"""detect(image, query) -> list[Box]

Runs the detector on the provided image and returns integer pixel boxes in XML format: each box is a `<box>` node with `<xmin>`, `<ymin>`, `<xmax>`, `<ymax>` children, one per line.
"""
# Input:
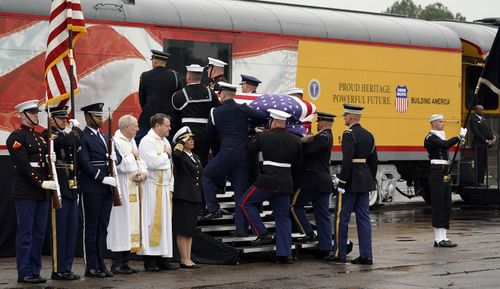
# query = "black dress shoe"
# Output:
<box><xmin>200</xmin><ymin>209</ymin><xmax>223</xmax><ymax>220</ymax></box>
<box><xmin>351</xmin><ymin>256</ymin><xmax>373</xmax><ymax>265</ymax></box>
<box><xmin>102</xmin><ymin>269</ymin><xmax>114</xmax><ymax>277</ymax></box>
<box><xmin>111</xmin><ymin>265</ymin><xmax>133</xmax><ymax>274</ymax></box>
<box><xmin>180</xmin><ymin>263</ymin><xmax>200</xmax><ymax>269</ymax></box>
<box><xmin>85</xmin><ymin>269</ymin><xmax>106</xmax><ymax>278</ymax></box>
<box><xmin>66</xmin><ymin>271</ymin><xmax>81</xmax><ymax>280</ymax></box>
<box><xmin>123</xmin><ymin>265</ymin><xmax>139</xmax><ymax>274</ymax></box>
<box><xmin>52</xmin><ymin>271</ymin><xmax>78</xmax><ymax>281</ymax></box>
<box><xmin>434</xmin><ymin>240</ymin><xmax>458</xmax><ymax>248</ymax></box>
<box><xmin>144</xmin><ymin>264</ymin><xmax>160</xmax><ymax>272</ymax></box>
<box><xmin>318</xmin><ymin>250</ymin><xmax>334</xmax><ymax>260</ymax></box>
<box><xmin>275</xmin><ymin>256</ymin><xmax>293</xmax><ymax>264</ymax></box>
<box><xmin>249</xmin><ymin>233</ymin><xmax>274</xmax><ymax>246</ymax></box>
<box><xmin>326</xmin><ymin>256</ymin><xmax>347</xmax><ymax>263</ymax></box>
<box><xmin>296</xmin><ymin>232</ymin><xmax>317</xmax><ymax>243</ymax></box>
<box><xmin>18</xmin><ymin>275</ymin><xmax>46</xmax><ymax>284</ymax></box>
<box><xmin>346</xmin><ymin>240</ymin><xmax>354</xmax><ymax>255</ymax></box>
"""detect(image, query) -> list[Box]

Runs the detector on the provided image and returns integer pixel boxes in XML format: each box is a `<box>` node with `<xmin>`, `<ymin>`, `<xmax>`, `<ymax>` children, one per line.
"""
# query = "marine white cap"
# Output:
<box><xmin>186</xmin><ymin>64</ymin><xmax>204</xmax><ymax>73</ymax></box>
<box><xmin>173</xmin><ymin>126</ymin><xmax>195</xmax><ymax>143</ymax></box>
<box><xmin>15</xmin><ymin>100</ymin><xmax>40</xmax><ymax>112</ymax></box>
<box><xmin>286</xmin><ymin>87</ymin><xmax>304</xmax><ymax>95</ymax></box>
<box><xmin>429</xmin><ymin>114</ymin><xmax>444</xmax><ymax>123</ymax></box>
<box><xmin>268</xmin><ymin>109</ymin><xmax>291</xmax><ymax>121</ymax></box>
<box><xmin>207</xmin><ymin>57</ymin><xmax>227</xmax><ymax>68</ymax></box>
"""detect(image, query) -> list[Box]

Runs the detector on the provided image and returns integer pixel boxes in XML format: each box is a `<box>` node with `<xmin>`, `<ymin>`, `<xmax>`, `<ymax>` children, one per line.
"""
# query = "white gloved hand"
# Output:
<box><xmin>459</xmin><ymin>127</ymin><xmax>467</xmax><ymax>138</ymax></box>
<box><xmin>42</xmin><ymin>180</ymin><xmax>59</xmax><ymax>190</ymax></box>
<box><xmin>102</xmin><ymin>176</ymin><xmax>117</xmax><ymax>187</ymax></box>
<box><xmin>110</xmin><ymin>151</ymin><xmax>117</xmax><ymax>161</ymax></box>
<box><xmin>69</xmin><ymin>119</ymin><xmax>81</xmax><ymax>129</ymax></box>
<box><xmin>338</xmin><ymin>187</ymin><xmax>346</xmax><ymax>195</ymax></box>
<box><xmin>49</xmin><ymin>152</ymin><xmax>56</xmax><ymax>161</ymax></box>
<box><xmin>332</xmin><ymin>175</ymin><xmax>340</xmax><ymax>187</ymax></box>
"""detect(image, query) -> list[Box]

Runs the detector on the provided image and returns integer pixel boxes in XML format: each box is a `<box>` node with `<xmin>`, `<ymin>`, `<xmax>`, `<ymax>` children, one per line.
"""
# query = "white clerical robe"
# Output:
<box><xmin>137</xmin><ymin>129</ymin><xmax>174</xmax><ymax>257</ymax></box>
<box><xmin>107</xmin><ymin>130</ymin><xmax>147</xmax><ymax>252</ymax></box>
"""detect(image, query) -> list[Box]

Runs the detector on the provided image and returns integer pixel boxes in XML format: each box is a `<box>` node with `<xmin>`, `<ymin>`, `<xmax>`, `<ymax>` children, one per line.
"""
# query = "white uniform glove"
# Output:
<box><xmin>42</xmin><ymin>180</ymin><xmax>60</xmax><ymax>190</ymax></box>
<box><xmin>102</xmin><ymin>176</ymin><xmax>117</xmax><ymax>187</ymax></box>
<box><xmin>332</xmin><ymin>175</ymin><xmax>340</xmax><ymax>187</ymax></box>
<box><xmin>459</xmin><ymin>127</ymin><xmax>467</xmax><ymax>138</ymax></box>
<box><xmin>338</xmin><ymin>187</ymin><xmax>346</xmax><ymax>195</ymax></box>
<box><xmin>110</xmin><ymin>151</ymin><xmax>117</xmax><ymax>162</ymax></box>
<box><xmin>69</xmin><ymin>119</ymin><xmax>81</xmax><ymax>129</ymax></box>
<box><xmin>48</xmin><ymin>152</ymin><xmax>56</xmax><ymax>161</ymax></box>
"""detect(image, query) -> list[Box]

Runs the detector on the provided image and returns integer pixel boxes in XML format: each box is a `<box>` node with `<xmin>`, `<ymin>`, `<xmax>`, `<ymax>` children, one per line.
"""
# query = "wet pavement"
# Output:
<box><xmin>1</xmin><ymin>200</ymin><xmax>500</xmax><ymax>289</ymax></box>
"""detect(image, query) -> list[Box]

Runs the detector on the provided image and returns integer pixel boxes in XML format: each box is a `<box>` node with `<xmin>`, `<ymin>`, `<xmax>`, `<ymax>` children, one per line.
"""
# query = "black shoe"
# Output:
<box><xmin>123</xmin><ymin>265</ymin><xmax>139</xmax><ymax>274</ymax></box>
<box><xmin>346</xmin><ymin>240</ymin><xmax>354</xmax><ymax>255</ymax></box>
<box><xmin>18</xmin><ymin>275</ymin><xmax>46</xmax><ymax>284</ymax></box>
<box><xmin>180</xmin><ymin>263</ymin><xmax>199</xmax><ymax>269</ymax></box>
<box><xmin>216</xmin><ymin>185</ymin><xmax>226</xmax><ymax>195</ymax></box>
<box><xmin>158</xmin><ymin>259</ymin><xmax>179</xmax><ymax>271</ymax></box>
<box><xmin>111</xmin><ymin>265</ymin><xmax>133</xmax><ymax>274</ymax></box>
<box><xmin>275</xmin><ymin>256</ymin><xmax>293</xmax><ymax>264</ymax></box>
<box><xmin>434</xmin><ymin>240</ymin><xmax>458</xmax><ymax>248</ymax></box>
<box><xmin>249</xmin><ymin>233</ymin><xmax>274</xmax><ymax>246</ymax></box>
<box><xmin>296</xmin><ymin>232</ymin><xmax>317</xmax><ymax>243</ymax></box>
<box><xmin>351</xmin><ymin>256</ymin><xmax>373</xmax><ymax>265</ymax></box>
<box><xmin>51</xmin><ymin>271</ymin><xmax>78</xmax><ymax>281</ymax></box>
<box><xmin>201</xmin><ymin>209</ymin><xmax>223</xmax><ymax>220</ymax></box>
<box><xmin>66</xmin><ymin>271</ymin><xmax>81</xmax><ymax>280</ymax></box>
<box><xmin>318</xmin><ymin>250</ymin><xmax>334</xmax><ymax>260</ymax></box>
<box><xmin>144</xmin><ymin>264</ymin><xmax>160</xmax><ymax>272</ymax></box>
<box><xmin>326</xmin><ymin>256</ymin><xmax>347</xmax><ymax>263</ymax></box>
<box><xmin>102</xmin><ymin>269</ymin><xmax>114</xmax><ymax>277</ymax></box>
<box><xmin>84</xmin><ymin>269</ymin><xmax>106</xmax><ymax>278</ymax></box>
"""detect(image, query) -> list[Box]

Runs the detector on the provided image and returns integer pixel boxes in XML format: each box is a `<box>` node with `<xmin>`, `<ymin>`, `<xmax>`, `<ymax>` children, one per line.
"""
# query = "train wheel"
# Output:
<box><xmin>368</xmin><ymin>185</ymin><xmax>380</xmax><ymax>208</ymax></box>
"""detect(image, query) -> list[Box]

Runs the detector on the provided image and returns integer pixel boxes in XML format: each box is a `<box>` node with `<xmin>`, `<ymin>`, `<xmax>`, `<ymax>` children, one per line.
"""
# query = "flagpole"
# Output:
<box><xmin>67</xmin><ymin>0</ymin><xmax>79</xmax><ymax>189</ymax></box>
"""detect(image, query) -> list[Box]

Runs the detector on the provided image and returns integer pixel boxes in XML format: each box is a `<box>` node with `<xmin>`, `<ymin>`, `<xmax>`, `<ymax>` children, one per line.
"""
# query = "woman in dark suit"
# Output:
<box><xmin>172</xmin><ymin>126</ymin><xmax>203</xmax><ymax>269</ymax></box>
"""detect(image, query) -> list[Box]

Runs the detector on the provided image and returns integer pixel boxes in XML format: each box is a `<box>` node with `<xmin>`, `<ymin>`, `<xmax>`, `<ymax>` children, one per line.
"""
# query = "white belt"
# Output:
<box><xmin>430</xmin><ymin>159</ymin><xmax>449</xmax><ymax>165</ymax></box>
<box><xmin>182</xmin><ymin>117</ymin><xmax>208</xmax><ymax>124</ymax></box>
<box><xmin>30</xmin><ymin>162</ymin><xmax>40</xmax><ymax>168</ymax></box>
<box><xmin>263</xmin><ymin>160</ymin><xmax>291</xmax><ymax>168</ymax></box>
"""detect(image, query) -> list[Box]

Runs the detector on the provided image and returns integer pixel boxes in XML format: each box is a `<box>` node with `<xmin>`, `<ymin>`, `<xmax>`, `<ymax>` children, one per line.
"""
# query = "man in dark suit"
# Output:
<box><xmin>240</xmin><ymin>109</ymin><xmax>303</xmax><ymax>264</ymax></box>
<box><xmin>7</xmin><ymin>100</ymin><xmax>59</xmax><ymax>284</ymax></box>
<box><xmin>78</xmin><ymin>102</ymin><xmax>121</xmax><ymax>277</ymax></box>
<box><xmin>469</xmin><ymin>105</ymin><xmax>496</xmax><ymax>186</ymax></box>
<box><xmin>329</xmin><ymin>104</ymin><xmax>377</xmax><ymax>265</ymax></box>
<box><xmin>171</xmin><ymin>64</ymin><xmax>220</xmax><ymax>166</ymax></box>
<box><xmin>201</xmin><ymin>82</ymin><xmax>267</xmax><ymax>238</ymax></box>
<box><xmin>43</xmin><ymin>106</ymin><xmax>82</xmax><ymax>281</ymax></box>
<box><xmin>137</xmin><ymin>49</ymin><xmax>182</xmax><ymax>142</ymax></box>
<box><xmin>290</xmin><ymin>112</ymin><xmax>335</xmax><ymax>258</ymax></box>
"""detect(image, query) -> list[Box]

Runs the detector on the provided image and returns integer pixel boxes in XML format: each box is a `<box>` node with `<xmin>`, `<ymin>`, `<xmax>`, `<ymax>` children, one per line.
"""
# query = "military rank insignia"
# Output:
<box><xmin>13</xmin><ymin>141</ymin><xmax>22</xmax><ymax>149</ymax></box>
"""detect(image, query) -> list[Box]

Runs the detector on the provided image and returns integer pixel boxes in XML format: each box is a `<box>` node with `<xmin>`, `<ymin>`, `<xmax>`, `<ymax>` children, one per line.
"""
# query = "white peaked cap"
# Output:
<box><xmin>218</xmin><ymin>82</ymin><xmax>239</xmax><ymax>91</ymax></box>
<box><xmin>268</xmin><ymin>108</ymin><xmax>291</xmax><ymax>121</ymax></box>
<box><xmin>186</xmin><ymin>64</ymin><xmax>204</xmax><ymax>73</ymax></box>
<box><xmin>15</xmin><ymin>100</ymin><xmax>40</xmax><ymax>112</ymax></box>
<box><xmin>207</xmin><ymin>57</ymin><xmax>227</xmax><ymax>67</ymax></box>
<box><xmin>429</xmin><ymin>114</ymin><xmax>444</xmax><ymax>122</ymax></box>
<box><xmin>286</xmin><ymin>87</ymin><xmax>304</xmax><ymax>95</ymax></box>
<box><xmin>173</xmin><ymin>126</ymin><xmax>194</xmax><ymax>143</ymax></box>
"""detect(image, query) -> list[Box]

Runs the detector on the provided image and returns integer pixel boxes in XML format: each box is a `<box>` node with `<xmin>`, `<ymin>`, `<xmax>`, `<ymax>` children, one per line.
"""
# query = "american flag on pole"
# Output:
<box><xmin>395</xmin><ymin>85</ymin><xmax>408</xmax><ymax>113</ymax></box>
<box><xmin>44</xmin><ymin>0</ymin><xmax>86</xmax><ymax>106</ymax></box>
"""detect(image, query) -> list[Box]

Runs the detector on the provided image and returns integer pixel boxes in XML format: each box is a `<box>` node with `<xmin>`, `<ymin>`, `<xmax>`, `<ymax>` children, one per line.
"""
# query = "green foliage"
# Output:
<box><xmin>384</xmin><ymin>0</ymin><xmax>466</xmax><ymax>21</ymax></box>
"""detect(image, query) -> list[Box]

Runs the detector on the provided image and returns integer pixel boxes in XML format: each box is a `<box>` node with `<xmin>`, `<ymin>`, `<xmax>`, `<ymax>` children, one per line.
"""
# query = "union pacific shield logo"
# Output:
<box><xmin>395</xmin><ymin>85</ymin><xmax>408</xmax><ymax>113</ymax></box>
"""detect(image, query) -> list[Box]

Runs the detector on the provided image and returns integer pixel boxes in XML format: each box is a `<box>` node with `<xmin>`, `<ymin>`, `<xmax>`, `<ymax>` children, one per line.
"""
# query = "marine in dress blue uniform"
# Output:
<box><xmin>330</xmin><ymin>104</ymin><xmax>377</xmax><ymax>265</ymax></box>
<box><xmin>137</xmin><ymin>50</ymin><xmax>182</xmax><ymax>142</ymax></box>
<box><xmin>201</xmin><ymin>82</ymin><xmax>268</xmax><ymax>236</ymax></box>
<box><xmin>425</xmin><ymin>114</ymin><xmax>466</xmax><ymax>248</ymax></box>
<box><xmin>42</xmin><ymin>106</ymin><xmax>82</xmax><ymax>281</ymax></box>
<box><xmin>171</xmin><ymin>64</ymin><xmax>220</xmax><ymax>166</ymax></box>
<box><xmin>291</xmin><ymin>112</ymin><xmax>335</xmax><ymax>256</ymax></box>
<box><xmin>7</xmin><ymin>100</ymin><xmax>58</xmax><ymax>284</ymax></box>
<box><xmin>239</xmin><ymin>109</ymin><xmax>303</xmax><ymax>263</ymax></box>
<box><xmin>201</xmin><ymin>57</ymin><xmax>228</xmax><ymax>92</ymax></box>
<box><xmin>78</xmin><ymin>103</ymin><xmax>121</xmax><ymax>277</ymax></box>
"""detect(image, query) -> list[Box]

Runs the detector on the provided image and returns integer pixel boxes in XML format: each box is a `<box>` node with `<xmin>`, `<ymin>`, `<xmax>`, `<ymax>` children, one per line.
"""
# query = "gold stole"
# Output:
<box><xmin>120</xmin><ymin>139</ymin><xmax>141</xmax><ymax>252</ymax></box>
<box><xmin>150</xmin><ymin>139</ymin><xmax>166</xmax><ymax>246</ymax></box>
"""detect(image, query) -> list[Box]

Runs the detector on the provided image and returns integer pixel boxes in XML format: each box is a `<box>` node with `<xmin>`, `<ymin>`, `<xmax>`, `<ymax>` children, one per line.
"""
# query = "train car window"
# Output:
<box><xmin>465</xmin><ymin>65</ymin><xmax>498</xmax><ymax>110</ymax></box>
<box><xmin>164</xmin><ymin>39</ymin><xmax>232</xmax><ymax>86</ymax></box>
